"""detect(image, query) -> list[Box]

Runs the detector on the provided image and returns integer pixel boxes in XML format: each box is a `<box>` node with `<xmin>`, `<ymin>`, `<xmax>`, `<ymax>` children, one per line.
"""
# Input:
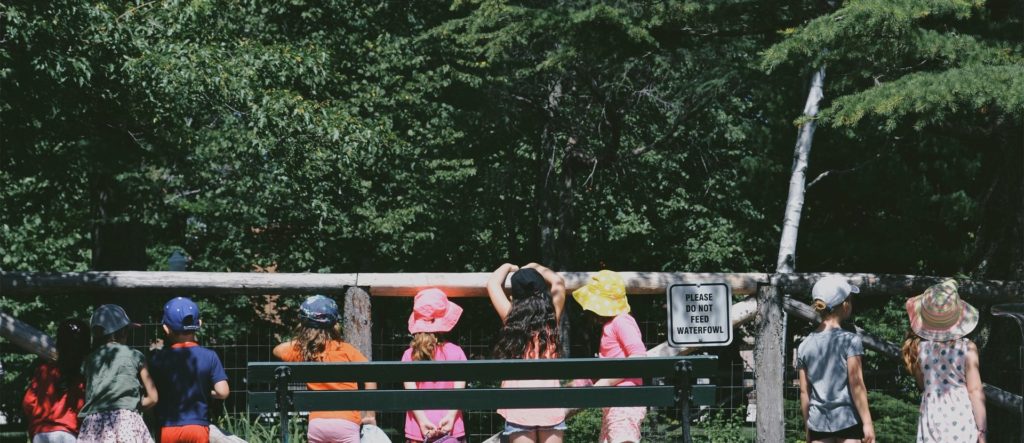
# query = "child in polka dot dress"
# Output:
<box><xmin>902</xmin><ymin>280</ymin><xmax>987</xmax><ymax>443</ymax></box>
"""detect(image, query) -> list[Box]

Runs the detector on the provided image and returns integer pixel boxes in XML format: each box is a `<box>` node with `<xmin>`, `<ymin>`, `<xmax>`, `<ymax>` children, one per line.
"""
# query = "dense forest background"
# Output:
<box><xmin>2</xmin><ymin>0</ymin><xmax>1022</xmax><ymax>440</ymax></box>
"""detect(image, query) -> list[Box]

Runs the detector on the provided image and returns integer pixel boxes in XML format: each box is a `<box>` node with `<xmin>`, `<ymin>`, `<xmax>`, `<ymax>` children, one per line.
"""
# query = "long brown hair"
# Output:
<box><xmin>410</xmin><ymin>332</ymin><xmax>447</xmax><ymax>361</ymax></box>
<box><xmin>292</xmin><ymin>324</ymin><xmax>342</xmax><ymax>362</ymax></box>
<box><xmin>901</xmin><ymin>329</ymin><xmax>922</xmax><ymax>376</ymax></box>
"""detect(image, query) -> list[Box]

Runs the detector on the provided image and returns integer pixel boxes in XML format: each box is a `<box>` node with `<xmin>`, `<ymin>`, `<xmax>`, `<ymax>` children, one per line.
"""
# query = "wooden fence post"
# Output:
<box><xmin>754</xmin><ymin>284</ymin><xmax>785</xmax><ymax>442</ymax></box>
<box><xmin>343</xmin><ymin>286</ymin><xmax>373</xmax><ymax>360</ymax></box>
<box><xmin>0</xmin><ymin>311</ymin><xmax>57</xmax><ymax>362</ymax></box>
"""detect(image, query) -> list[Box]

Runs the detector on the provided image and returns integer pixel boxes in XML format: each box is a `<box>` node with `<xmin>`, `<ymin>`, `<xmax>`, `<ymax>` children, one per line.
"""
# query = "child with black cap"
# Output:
<box><xmin>78</xmin><ymin>304</ymin><xmax>157</xmax><ymax>443</ymax></box>
<box><xmin>273</xmin><ymin>295</ymin><xmax>377</xmax><ymax>443</ymax></box>
<box><xmin>149</xmin><ymin>297</ymin><xmax>229</xmax><ymax>443</ymax></box>
<box><xmin>487</xmin><ymin>262</ymin><xmax>567</xmax><ymax>443</ymax></box>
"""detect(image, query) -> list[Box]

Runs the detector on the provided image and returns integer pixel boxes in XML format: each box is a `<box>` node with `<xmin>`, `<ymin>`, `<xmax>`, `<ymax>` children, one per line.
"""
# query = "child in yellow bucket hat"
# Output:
<box><xmin>571</xmin><ymin>270</ymin><xmax>648</xmax><ymax>443</ymax></box>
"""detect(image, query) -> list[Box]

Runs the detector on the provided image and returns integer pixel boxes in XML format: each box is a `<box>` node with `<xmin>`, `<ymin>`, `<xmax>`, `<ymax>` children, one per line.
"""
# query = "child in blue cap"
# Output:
<box><xmin>273</xmin><ymin>295</ymin><xmax>377</xmax><ymax>443</ymax></box>
<box><xmin>149</xmin><ymin>297</ymin><xmax>229</xmax><ymax>443</ymax></box>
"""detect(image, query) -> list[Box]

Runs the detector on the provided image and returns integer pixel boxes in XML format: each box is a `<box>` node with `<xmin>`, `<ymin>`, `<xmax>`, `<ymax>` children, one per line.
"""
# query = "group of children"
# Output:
<box><xmin>23</xmin><ymin>298</ymin><xmax>228</xmax><ymax>443</ymax></box>
<box><xmin>21</xmin><ymin>269</ymin><xmax>990</xmax><ymax>443</ymax></box>
<box><xmin>21</xmin><ymin>263</ymin><xmax>646</xmax><ymax>443</ymax></box>
<box><xmin>797</xmin><ymin>276</ymin><xmax>988</xmax><ymax>443</ymax></box>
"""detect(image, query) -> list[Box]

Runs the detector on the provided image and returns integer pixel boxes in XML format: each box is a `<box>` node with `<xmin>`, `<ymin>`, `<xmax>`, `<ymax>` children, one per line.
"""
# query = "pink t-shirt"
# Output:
<box><xmin>401</xmin><ymin>342</ymin><xmax>467</xmax><ymax>441</ymax></box>
<box><xmin>498</xmin><ymin>338</ymin><xmax>565</xmax><ymax>427</ymax></box>
<box><xmin>599</xmin><ymin>313</ymin><xmax>647</xmax><ymax>387</ymax></box>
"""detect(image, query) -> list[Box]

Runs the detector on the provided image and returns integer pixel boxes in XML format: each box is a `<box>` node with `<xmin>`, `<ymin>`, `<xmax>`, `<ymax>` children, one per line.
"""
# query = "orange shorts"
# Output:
<box><xmin>161</xmin><ymin>425</ymin><xmax>209</xmax><ymax>443</ymax></box>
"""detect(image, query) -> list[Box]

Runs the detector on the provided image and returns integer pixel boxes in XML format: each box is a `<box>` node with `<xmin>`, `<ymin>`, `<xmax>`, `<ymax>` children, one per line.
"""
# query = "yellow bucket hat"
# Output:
<box><xmin>572</xmin><ymin>270</ymin><xmax>630</xmax><ymax>317</ymax></box>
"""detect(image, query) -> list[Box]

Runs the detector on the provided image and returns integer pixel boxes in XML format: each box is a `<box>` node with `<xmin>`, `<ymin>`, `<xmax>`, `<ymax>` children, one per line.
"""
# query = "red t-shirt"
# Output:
<box><xmin>22</xmin><ymin>361</ymin><xmax>85</xmax><ymax>437</ymax></box>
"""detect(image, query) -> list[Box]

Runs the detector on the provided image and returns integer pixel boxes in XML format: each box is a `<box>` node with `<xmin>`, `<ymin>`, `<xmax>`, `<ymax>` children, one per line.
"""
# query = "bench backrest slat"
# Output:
<box><xmin>249</xmin><ymin>386</ymin><xmax>703</xmax><ymax>412</ymax></box>
<box><xmin>247</xmin><ymin>356</ymin><xmax>716</xmax><ymax>383</ymax></box>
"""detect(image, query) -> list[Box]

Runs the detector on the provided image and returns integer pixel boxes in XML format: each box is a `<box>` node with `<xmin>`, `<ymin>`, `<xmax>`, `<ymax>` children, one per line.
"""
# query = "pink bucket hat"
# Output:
<box><xmin>408</xmin><ymin>288</ymin><xmax>463</xmax><ymax>334</ymax></box>
<box><xmin>906</xmin><ymin>279</ymin><xmax>979</xmax><ymax>342</ymax></box>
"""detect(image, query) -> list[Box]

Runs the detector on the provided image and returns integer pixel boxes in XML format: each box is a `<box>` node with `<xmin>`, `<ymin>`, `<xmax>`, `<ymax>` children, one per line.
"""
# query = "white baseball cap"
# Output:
<box><xmin>811</xmin><ymin>275</ymin><xmax>860</xmax><ymax>309</ymax></box>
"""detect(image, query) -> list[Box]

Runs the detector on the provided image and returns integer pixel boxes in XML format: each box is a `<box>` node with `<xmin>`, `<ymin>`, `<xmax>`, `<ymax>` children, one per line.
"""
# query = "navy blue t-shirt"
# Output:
<box><xmin>149</xmin><ymin>342</ymin><xmax>228</xmax><ymax>427</ymax></box>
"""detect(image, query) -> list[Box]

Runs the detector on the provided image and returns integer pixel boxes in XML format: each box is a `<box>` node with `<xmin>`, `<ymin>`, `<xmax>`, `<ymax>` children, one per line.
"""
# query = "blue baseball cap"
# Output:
<box><xmin>162</xmin><ymin>297</ymin><xmax>201</xmax><ymax>332</ymax></box>
<box><xmin>299</xmin><ymin>295</ymin><xmax>339</xmax><ymax>329</ymax></box>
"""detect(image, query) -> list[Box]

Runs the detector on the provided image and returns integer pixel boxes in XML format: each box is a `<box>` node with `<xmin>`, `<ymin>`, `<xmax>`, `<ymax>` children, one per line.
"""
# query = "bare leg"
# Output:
<box><xmin>538</xmin><ymin>429</ymin><xmax>563</xmax><ymax>443</ymax></box>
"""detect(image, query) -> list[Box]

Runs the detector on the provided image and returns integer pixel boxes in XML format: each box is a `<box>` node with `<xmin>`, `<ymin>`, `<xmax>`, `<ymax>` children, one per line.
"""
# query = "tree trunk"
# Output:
<box><xmin>775</xmin><ymin>66</ymin><xmax>825</xmax><ymax>274</ymax></box>
<box><xmin>756</xmin><ymin>65</ymin><xmax>827</xmax><ymax>442</ymax></box>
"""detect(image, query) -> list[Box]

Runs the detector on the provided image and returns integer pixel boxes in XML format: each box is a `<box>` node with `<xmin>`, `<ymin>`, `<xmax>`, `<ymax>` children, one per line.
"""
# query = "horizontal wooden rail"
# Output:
<box><xmin>1</xmin><ymin>271</ymin><xmax>767</xmax><ymax>297</ymax></box>
<box><xmin>4</xmin><ymin>271</ymin><xmax>1019</xmax><ymax>301</ymax></box>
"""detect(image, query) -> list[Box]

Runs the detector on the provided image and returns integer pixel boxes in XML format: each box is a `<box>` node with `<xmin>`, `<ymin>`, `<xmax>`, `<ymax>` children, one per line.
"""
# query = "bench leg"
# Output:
<box><xmin>674</xmin><ymin>361</ymin><xmax>693</xmax><ymax>443</ymax></box>
<box><xmin>275</xmin><ymin>366</ymin><xmax>293</xmax><ymax>443</ymax></box>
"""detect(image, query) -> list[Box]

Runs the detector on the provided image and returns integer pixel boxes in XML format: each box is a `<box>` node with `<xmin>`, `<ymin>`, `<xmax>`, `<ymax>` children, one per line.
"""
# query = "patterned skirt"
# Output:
<box><xmin>77</xmin><ymin>410</ymin><xmax>154</xmax><ymax>443</ymax></box>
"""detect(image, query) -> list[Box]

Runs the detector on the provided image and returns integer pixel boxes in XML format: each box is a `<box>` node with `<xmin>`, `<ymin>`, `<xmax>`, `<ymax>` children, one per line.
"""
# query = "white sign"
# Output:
<box><xmin>667</xmin><ymin>283</ymin><xmax>732</xmax><ymax>347</ymax></box>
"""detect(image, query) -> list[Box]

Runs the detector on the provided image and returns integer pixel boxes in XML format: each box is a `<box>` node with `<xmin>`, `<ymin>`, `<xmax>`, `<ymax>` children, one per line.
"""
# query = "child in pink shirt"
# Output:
<box><xmin>487</xmin><ymin>263</ymin><xmax>567</xmax><ymax>443</ymax></box>
<box><xmin>573</xmin><ymin>270</ymin><xmax>648</xmax><ymax>443</ymax></box>
<box><xmin>403</xmin><ymin>288</ymin><xmax>467</xmax><ymax>443</ymax></box>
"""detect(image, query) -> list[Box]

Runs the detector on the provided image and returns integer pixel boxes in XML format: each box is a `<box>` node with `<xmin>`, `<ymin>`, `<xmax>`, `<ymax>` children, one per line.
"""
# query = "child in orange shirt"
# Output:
<box><xmin>273</xmin><ymin>295</ymin><xmax>377</xmax><ymax>443</ymax></box>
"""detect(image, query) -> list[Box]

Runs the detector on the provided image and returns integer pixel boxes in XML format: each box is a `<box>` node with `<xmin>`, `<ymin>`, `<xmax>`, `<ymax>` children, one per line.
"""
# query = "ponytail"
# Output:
<box><xmin>813</xmin><ymin>300</ymin><xmax>830</xmax><ymax>314</ymax></box>
<box><xmin>411</xmin><ymin>332</ymin><xmax>439</xmax><ymax>361</ymax></box>
<box><xmin>901</xmin><ymin>330</ymin><xmax>922</xmax><ymax>378</ymax></box>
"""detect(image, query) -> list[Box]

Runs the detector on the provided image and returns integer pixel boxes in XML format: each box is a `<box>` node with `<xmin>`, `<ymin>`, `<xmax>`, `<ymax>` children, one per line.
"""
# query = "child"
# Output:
<box><xmin>902</xmin><ymin>280</ymin><xmax>986</xmax><ymax>443</ymax></box>
<box><xmin>487</xmin><ymin>262</ymin><xmax>566</xmax><ymax>443</ymax></box>
<box><xmin>571</xmin><ymin>270</ymin><xmax>647</xmax><ymax>443</ymax></box>
<box><xmin>149</xmin><ymin>297</ymin><xmax>229</xmax><ymax>443</ymax></box>
<box><xmin>22</xmin><ymin>319</ymin><xmax>91</xmax><ymax>443</ymax></box>
<box><xmin>77</xmin><ymin>304</ymin><xmax>158</xmax><ymax>443</ymax></box>
<box><xmin>796</xmin><ymin>276</ymin><xmax>875</xmax><ymax>443</ymax></box>
<box><xmin>402</xmin><ymin>288</ymin><xmax>467</xmax><ymax>443</ymax></box>
<box><xmin>273</xmin><ymin>295</ymin><xmax>377</xmax><ymax>443</ymax></box>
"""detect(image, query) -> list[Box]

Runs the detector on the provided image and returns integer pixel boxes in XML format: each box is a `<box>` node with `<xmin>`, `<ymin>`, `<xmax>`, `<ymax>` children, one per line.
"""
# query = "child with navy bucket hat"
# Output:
<box><xmin>148</xmin><ymin>297</ymin><xmax>229</xmax><ymax>443</ymax></box>
<box><xmin>77</xmin><ymin>304</ymin><xmax>158</xmax><ymax>443</ymax></box>
<box><xmin>796</xmin><ymin>276</ymin><xmax>876</xmax><ymax>443</ymax></box>
<box><xmin>273</xmin><ymin>295</ymin><xmax>377</xmax><ymax>443</ymax></box>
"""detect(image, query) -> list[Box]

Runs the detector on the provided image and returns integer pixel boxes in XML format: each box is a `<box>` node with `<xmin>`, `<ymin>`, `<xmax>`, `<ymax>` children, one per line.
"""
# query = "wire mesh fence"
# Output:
<box><xmin>1</xmin><ymin>292</ymin><xmax>1022</xmax><ymax>442</ymax></box>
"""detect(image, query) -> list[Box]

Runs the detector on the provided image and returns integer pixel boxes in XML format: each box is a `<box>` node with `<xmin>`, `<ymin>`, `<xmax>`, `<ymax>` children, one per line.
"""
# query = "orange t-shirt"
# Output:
<box><xmin>277</xmin><ymin>340</ymin><xmax>368</xmax><ymax>424</ymax></box>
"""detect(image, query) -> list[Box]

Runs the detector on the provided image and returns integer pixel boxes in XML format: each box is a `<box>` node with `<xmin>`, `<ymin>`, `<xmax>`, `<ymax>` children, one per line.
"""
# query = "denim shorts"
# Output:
<box><xmin>502</xmin><ymin>420</ymin><xmax>567</xmax><ymax>436</ymax></box>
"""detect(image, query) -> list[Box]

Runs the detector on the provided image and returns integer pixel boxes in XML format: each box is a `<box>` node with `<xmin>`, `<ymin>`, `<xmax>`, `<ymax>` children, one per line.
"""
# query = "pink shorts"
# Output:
<box><xmin>308</xmin><ymin>418</ymin><xmax>360</xmax><ymax>443</ymax></box>
<box><xmin>600</xmin><ymin>407</ymin><xmax>645</xmax><ymax>443</ymax></box>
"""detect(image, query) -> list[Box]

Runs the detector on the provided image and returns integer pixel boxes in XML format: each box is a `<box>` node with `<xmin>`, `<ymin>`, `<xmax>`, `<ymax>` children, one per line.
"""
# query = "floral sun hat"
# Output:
<box><xmin>906</xmin><ymin>279</ymin><xmax>979</xmax><ymax>342</ymax></box>
<box><xmin>408</xmin><ymin>288</ymin><xmax>463</xmax><ymax>334</ymax></box>
<box><xmin>571</xmin><ymin>270</ymin><xmax>630</xmax><ymax>317</ymax></box>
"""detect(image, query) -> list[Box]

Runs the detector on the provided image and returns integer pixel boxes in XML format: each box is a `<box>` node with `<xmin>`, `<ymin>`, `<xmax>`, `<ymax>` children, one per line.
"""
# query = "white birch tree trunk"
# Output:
<box><xmin>755</xmin><ymin>65</ymin><xmax>826</xmax><ymax>442</ymax></box>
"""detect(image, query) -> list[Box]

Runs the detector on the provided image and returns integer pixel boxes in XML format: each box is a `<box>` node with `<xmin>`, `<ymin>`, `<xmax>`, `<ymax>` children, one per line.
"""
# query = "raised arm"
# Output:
<box><xmin>965</xmin><ymin>341</ymin><xmax>987</xmax><ymax>442</ymax></box>
<box><xmin>523</xmin><ymin>262</ymin><xmax>565</xmax><ymax>321</ymax></box>
<box><xmin>487</xmin><ymin>263</ymin><xmax>518</xmax><ymax>323</ymax></box>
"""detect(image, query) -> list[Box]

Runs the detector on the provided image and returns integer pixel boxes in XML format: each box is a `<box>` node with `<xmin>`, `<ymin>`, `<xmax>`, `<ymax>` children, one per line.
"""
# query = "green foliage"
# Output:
<box><xmin>564</xmin><ymin>408</ymin><xmax>603</xmax><ymax>443</ymax></box>
<box><xmin>693</xmin><ymin>407</ymin><xmax>751</xmax><ymax>443</ymax></box>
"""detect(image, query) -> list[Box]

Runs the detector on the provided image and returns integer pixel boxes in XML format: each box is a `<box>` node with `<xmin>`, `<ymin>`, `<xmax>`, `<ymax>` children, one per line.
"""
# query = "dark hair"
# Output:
<box><xmin>573</xmin><ymin>308</ymin><xmax>610</xmax><ymax>358</ymax></box>
<box><xmin>56</xmin><ymin>319</ymin><xmax>90</xmax><ymax>386</ymax></box>
<box><xmin>292</xmin><ymin>324</ymin><xmax>342</xmax><ymax>362</ymax></box>
<box><xmin>493</xmin><ymin>283</ymin><xmax>559</xmax><ymax>360</ymax></box>
<box><xmin>92</xmin><ymin>326</ymin><xmax>129</xmax><ymax>350</ymax></box>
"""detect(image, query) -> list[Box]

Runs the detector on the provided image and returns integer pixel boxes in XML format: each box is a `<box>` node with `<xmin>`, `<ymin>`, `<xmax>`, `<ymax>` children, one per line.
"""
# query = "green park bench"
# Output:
<box><xmin>248</xmin><ymin>356</ymin><xmax>717</xmax><ymax>442</ymax></box>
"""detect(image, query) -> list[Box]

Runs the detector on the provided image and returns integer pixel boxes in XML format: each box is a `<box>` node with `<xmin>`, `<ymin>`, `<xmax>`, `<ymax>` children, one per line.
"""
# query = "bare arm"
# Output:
<box><xmin>361</xmin><ymin>382</ymin><xmax>377</xmax><ymax>425</ymax></box>
<box><xmin>272</xmin><ymin>341</ymin><xmax>294</xmax><ymax>360</ymax></box>
<box><xmin>523</xmin><ymin>262</ymin><xmax>565</xmax><ymax>321</ymax></box>
<box><xmin>965</xmin><ymin>341</ymin><xmax>987</xmax><ymax>441</ymax></box>
<box><xmin>798</xmin><ymin>367</ymin><xmax>811</xmax><ymax>442</ymax></box>
<box><xmin>139</xmin><ymin>363</ymin><xmax>159</xmax><ymax>410</ymax></box>
<box><xmin>847</xmin><ymin>355</ymin><xmax>875</xmax><ymax>443</ymax></box>
<box><xmin>487</xmin><ymin>263</ymin><xmax>518</xmax><ymax>322</ymax></box>
<box><xmin>211</xmin><ymin>380</ymin><xmax>230</xmax><ymax>400</ymax></box>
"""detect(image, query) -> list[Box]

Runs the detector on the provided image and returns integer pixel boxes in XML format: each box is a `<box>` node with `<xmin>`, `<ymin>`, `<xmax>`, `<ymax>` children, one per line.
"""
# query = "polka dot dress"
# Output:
<box><xmin>916</xmin><ymin>339</ymin><xmax>978</xmax><ymax>442</ymax></box>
